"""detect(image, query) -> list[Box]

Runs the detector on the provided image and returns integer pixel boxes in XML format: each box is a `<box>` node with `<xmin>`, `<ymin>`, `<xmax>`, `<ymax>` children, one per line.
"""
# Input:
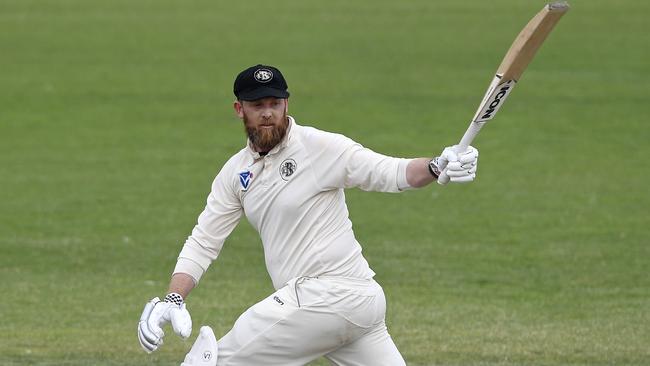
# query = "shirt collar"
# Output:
<box><xmin>246</xmin><ymin>116</ymin><xmax>296</xmax><ymax>160</ymax></box>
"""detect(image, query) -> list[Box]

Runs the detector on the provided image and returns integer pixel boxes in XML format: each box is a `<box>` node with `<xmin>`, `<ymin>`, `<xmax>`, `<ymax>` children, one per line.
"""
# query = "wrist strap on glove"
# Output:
<box><xmin>164</xmin><ymin>292</ymin><xmax>184</xmax><ymax>306</ymax></box>
<box><xmin>428</xmin><ymin>157</ymin><xmax>442</xmax><ymax>178</ymax></box>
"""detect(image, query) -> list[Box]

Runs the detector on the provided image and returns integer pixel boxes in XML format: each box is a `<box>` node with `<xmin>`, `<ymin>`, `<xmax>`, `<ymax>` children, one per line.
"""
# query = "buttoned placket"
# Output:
<box><xmin>260</xmin><ymin>155</ymin><xmax>273</xmax><ymax>188</ymax></box>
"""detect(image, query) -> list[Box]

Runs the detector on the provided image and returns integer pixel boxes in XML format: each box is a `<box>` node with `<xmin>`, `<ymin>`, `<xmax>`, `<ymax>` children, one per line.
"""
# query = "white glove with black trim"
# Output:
<box><xmin>429</xmin><ymin>145</ymin><xmax>479</xmax><ymax>184</ymax></box>
<box><xmin>138</xmin><ymin>293</ymin><xmax>192</xmax><ymax>353</ymax></box>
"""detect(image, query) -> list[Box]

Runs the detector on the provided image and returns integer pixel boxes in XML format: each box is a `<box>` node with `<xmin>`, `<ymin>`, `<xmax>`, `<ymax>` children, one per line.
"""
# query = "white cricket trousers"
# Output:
<box><xmin>216</xmin><ymin>276</ymin><xmax>406</xmax><ymax>365</ymax></box>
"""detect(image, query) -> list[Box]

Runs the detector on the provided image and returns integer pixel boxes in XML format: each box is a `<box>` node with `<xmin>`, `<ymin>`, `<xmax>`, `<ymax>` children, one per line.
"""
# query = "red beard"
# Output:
<box><xmin>244</xmin><ymin>112</ymin><xmax>289</xmax><ymax>152</ymax></box>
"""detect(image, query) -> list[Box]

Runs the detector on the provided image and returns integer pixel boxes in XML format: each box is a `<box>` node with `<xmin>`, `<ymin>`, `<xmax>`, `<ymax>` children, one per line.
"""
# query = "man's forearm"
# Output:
<box><xmin>406</xmin><ymin>158</ymin><xmax>437</xmax><ymax>188</ymax></box>
<box><xmin>167</xmin><ymin>273</ymin><xmax>196</xmax><ymax>299</ymax></box>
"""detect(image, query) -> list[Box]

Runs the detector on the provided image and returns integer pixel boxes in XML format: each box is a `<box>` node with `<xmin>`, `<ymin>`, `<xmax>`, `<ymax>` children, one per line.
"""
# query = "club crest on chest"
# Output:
<box><xmin>279</xmin><ymin>158</ymin><xmax>297</xmax><ymax>181</ymax></box>
<box><xmin>238</xmin><ymin>170</ymin><xmax>253</xmax><ymax>191</ymax></box>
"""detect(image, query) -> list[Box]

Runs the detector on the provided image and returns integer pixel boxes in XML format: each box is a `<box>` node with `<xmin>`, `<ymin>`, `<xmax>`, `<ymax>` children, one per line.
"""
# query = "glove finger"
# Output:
<box><xmin>450</xmin><ymin>174</ymin><xmax>475</xmax><ymax>183</ymax></box>
<box><xmin>148</xmin><ymin>303</ymin><xmax>170</xmax><ymax>339</ymax></box>
<box><xmin>467</xmin><ymin>146</ymin><xmax>478</xmax><ymax>157</ymax></box>
<box><xmin>446</xmin><ymin>170</ymin><xmax>470</xmax><ymax>178</ymax></box>
<box><xmin>139</xmin><ymin>299</ymin><xmax>156</xmax><ymax>322</ymax></box>
<box><xmin>458</xmin><ymin>145</ymin><xmax>478</xmax><ymax>160</ymax></box>
<box><xmin>148</xmin><ymin>319</ymin><xmax>165</xmax><ymax>341</ymax></box>
<box><xmin>445</xmin><ymin>161</ymin><xmax>463</xmax><ymax>171</ymax></box>
<box><xmin>445</xmin><ymin>161</ymin><xmax>470</xmax><ymax>176</ymax></box>
<box><xmin>170</xmin><ymin>304</ymin><xmax>193</xmax><ymax>339</ymax></box>
<box><xmin>139</xmin><ymin>320</ymin><xmax>161</xmax><ymax>346</ymax></box>
<box><xmin>138</xmin><ymin>323</ymin><xmax>158</xmax><ymax>353</ymax></box>
<box><xmin>442</xmin><ymin>147</ymin><xmax>459</xmax><ymax>162</ymax></box>
<box><xmin>458</xmin><ymin>151</ymin><xmax>478</xmax><ymax>164</ymax></box>
<box><xmin>437</xmin><ymin>169</ymin><xmax>450</xmax><ymax>186</ymax></box>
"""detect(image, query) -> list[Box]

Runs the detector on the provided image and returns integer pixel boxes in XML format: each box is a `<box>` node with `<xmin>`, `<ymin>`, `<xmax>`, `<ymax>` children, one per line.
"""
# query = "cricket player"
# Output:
<box><xmin>138</xmin><ymin>64</ymin><xmax>479</xmax><ymax>365</ymax></box>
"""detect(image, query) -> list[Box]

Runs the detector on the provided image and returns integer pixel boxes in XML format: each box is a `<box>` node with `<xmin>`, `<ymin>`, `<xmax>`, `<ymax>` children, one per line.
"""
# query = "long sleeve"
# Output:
<box><xmin>305</xmin><ymin>129</ymin><xmax>412</xmax><ymax>192</ymax></box>
<box><xmin>173</xmin><ymin>161</ymin><xmax>243</xmax><ymax>284</ymax></box>
<box><xmin>341</xmin><ymin>143</ymin><xmax>412</xmax><ymax>192</ymax></box>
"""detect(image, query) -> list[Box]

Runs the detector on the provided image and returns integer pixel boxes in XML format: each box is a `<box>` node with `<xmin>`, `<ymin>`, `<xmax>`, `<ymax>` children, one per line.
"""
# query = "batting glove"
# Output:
<box><xmin>430</xmin><ymin>145</ymin><xmax>479</xmax><ymax>185</ymax></box>
<box><xmin>138</xmin><ymin>293</ymin><xmax>192</xmax><ymax>353</ymax></box>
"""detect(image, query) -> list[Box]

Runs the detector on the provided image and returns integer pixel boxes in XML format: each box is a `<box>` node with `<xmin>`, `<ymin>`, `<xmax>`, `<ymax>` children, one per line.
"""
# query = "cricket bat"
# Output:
<box><xmin>438</xmin><ymin>2</ymin><xmax>569</xmax><ymax>184</ymax></box>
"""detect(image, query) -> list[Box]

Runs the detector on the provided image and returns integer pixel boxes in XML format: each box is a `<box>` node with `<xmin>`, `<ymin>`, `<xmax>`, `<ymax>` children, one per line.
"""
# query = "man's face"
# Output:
<box><xmin>235</xmin><ymin>97</ymin><xmax>289</xmax><ymax>153</ymax></box>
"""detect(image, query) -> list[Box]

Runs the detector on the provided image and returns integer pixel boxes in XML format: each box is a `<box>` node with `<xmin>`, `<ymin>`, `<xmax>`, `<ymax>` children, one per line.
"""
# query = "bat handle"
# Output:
<box><xmin>437</xmin><ymin>121</ymin><xmax>483</xmax><ymax>185</ymax></box>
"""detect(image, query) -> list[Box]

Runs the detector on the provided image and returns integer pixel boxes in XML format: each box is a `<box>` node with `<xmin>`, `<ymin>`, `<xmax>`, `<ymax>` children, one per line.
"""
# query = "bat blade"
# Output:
<box><xmin>473</xmin><ymin>1</ymin><xmax>570</xmax><ymax>125</ymax></box>
<box><xmin>497</xmin><ymin>1</ymin><xmax>570</xmax><ymax>82</ymax></box>
<box><xmin>438</xmin><ymin>2</ymin><xmax>569</xmax><ymax>185</ymax></box>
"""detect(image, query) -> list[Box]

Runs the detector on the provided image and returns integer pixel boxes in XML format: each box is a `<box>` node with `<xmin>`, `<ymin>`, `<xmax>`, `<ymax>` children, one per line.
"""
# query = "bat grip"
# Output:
<box><xmin>437</xmin><ymin>122</ymin><xmax>483</xmax><ymax>185</ymax></box>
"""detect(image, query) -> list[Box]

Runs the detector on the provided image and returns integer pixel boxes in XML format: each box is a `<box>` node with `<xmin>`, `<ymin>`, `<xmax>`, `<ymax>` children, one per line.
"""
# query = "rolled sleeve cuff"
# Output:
<box><xmin>173</xmin><ymin>258</ymin><xmax>205</xmax><ymax>285</ymax></box>
<box><xmin>397</xmin><ymin>158</ymin><xmax>413</xmax><ymax>191</ymax></box>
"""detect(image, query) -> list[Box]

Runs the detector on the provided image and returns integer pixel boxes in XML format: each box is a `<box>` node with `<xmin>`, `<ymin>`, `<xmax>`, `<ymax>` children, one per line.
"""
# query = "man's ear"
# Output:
<box><xmin>234</xmin><ymin>100</ymin><xmax>244</xmax><ymax>119</ymax></box>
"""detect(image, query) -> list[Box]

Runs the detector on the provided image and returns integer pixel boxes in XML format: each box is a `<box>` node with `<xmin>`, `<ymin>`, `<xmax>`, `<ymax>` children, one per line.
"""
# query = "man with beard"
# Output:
<box><xmin>138</xmin><ymin>64</ymin><xmax>479</xmax><ymax>365</ymax></box>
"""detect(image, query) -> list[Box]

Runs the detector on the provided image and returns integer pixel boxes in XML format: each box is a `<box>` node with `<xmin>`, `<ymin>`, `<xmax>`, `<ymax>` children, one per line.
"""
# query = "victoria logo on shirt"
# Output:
<box><xmin>239</xmin><ymin>170</ymin><xmax>253</xmax><ymax>190</ymax></box>
<box><xmin>279</xmin><ymin>158</ymin><xmax>297</xmax><ymax>181</ymax></box>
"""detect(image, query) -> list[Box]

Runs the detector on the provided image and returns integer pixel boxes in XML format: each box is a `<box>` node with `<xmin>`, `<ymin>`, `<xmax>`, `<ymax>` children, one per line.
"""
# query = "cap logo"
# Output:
<box><xmin>254</xmin><ymin>69</ymin><xmax>273</xmax><ymax>83</ymax></box>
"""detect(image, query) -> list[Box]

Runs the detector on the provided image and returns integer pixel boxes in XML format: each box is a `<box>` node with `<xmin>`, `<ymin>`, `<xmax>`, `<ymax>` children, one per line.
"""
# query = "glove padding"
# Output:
<box><xmin>181</xmin><ymin>326</ymin><xmax>219</xmax><ymax>366</ymax></box>
<box><xmin>138</xmin><ymin>295</ymin><xmax>192</xmax><ymax>353</ymax></box>
<box><xmin>435</xmin><ymin>145</ymin><xmax>479</xmax><ymax>185</ymax></box>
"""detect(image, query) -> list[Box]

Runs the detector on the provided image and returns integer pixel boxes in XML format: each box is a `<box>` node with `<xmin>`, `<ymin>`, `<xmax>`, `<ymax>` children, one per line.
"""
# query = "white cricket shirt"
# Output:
<box><xmin>174</xmin><ymin>117</ymin><xmax>413</xmax><ymax>289</ymax></box>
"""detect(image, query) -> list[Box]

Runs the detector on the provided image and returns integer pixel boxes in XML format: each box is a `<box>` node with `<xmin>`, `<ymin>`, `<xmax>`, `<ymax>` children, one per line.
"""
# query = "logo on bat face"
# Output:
<box><xmin>254</xmin><ymin>69</ymin><xmax>273</xmax><ymax>83</ymax></box>
<box><xmin>475</xmin><ymin>79</ymin><xmax>515</xmax><ymax>122</ymax></box>
<box><xmin>481</xmin><ymin>84</ymin><xmax>510</xmax><ymax>120</ymax></box>
<box><xmin>279</xmin><ymin>158</ymin><xmax>297</xmax><ymax>181</ymax></box>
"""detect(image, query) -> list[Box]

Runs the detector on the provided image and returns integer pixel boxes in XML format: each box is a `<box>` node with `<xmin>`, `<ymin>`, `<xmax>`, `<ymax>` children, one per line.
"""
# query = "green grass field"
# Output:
<box><xmin>1</xmin><ymin>0</ymin><xmax>648</xmax><ymax>365</ymax></box>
